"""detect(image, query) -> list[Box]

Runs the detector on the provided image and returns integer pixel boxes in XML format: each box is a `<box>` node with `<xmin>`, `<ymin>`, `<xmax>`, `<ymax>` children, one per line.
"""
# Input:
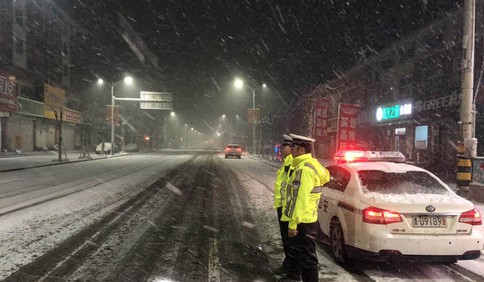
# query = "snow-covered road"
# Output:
<box><xmin>0</xmin><ymin>154</ymin><xmax>191</xmax><ymax>280</ymax></box>
<box><xmin>0</xmin><ymin>152</ymin><xmax>483</xmax><ymax>281</ymax></box>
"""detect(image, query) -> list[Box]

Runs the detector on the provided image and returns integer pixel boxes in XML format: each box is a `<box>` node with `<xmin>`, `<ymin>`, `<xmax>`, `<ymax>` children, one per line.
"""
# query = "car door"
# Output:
<box><xmin>319</xmin><ymin>166</ymin><xmax>351</xmax><ymax>235</ymax></box>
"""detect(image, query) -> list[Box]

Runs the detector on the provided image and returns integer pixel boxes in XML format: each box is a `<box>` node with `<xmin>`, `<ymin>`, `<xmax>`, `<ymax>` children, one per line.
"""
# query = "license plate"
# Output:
<box><xmin>412</xmin><ymin>216</ymin><xmax>447</xmax><ymax>228</ymax></box>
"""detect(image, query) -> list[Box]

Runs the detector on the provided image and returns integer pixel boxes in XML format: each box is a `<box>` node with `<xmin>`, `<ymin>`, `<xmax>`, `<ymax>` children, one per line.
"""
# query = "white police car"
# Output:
<box><xmin>318</xmin><ymin>150</ymin><xmax>484</xmax><ymax>263</ymax></box>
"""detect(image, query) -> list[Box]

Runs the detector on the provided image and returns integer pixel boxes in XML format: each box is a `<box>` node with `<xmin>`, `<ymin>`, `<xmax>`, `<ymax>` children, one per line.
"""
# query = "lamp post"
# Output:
<box><xmin>183</xmin><ymin>123</ymin><xmax>188</xmax><ymax>148</ymax></box>
<box><xmin>234</xmin><ymin>79</ymin><xmax>266</xmax><ymax>156</ymax></box>
<box><xmin>221</xmin><ymin>114</ymin><xmax>240</xmax><ymax>145</ymax></box>
<box><xmin>98</xmin><ymin>76</ymin><xmax>133</xmax><ymax>155</ymax></box>
<box><xmin>167</xmin><ymin>111</ymin><xmax>178</xmax><ymax>148</ymax></box>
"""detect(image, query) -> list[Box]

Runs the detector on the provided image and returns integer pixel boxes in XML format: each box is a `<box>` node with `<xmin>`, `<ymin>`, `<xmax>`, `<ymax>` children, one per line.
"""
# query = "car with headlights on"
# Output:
<box><xmin>318</xmin><ymin>150</ymin><xmax>484</xmax><ymax>263</ymax></box>
<box><xmin>224</xmin><ymin>144</ymin><xmax>242</xmax><ymax>159</ymax></box>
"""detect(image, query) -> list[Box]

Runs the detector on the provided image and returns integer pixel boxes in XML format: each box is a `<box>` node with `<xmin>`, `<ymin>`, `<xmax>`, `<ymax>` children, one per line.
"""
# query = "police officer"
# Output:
<box><xmin>273</xmin><ymin>134</ymin><xmax>294</xmax><ymax>275</ymax></box>
<box><xmin>282</xmin><ymin>133</ymin><xmax>330</xmax><ymax>282</ymax></box>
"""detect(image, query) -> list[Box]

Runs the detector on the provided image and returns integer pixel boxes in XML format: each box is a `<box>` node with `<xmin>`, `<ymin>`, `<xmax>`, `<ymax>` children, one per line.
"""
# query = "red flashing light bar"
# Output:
<box><xmin>334</xmin><ymin>150</ymin><xmax>405</xmax><ymax>164</ymax></box>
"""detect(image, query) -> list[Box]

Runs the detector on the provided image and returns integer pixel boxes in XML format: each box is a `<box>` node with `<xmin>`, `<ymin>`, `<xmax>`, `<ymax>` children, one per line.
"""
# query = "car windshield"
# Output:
<box><xmin>358</xmin><ymin>170</ymin><xmax>450</xmax><ymax>194</ymax></box>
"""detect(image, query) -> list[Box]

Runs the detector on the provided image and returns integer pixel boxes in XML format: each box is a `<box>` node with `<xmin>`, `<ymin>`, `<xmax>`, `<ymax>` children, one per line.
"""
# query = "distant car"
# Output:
<box><xmin>125</xmin><ymin>143</ymin><xmax>138</xmax><ymax>152</ymax></box>
<box><xmin>224</xmin><ymin>144</ymin><xmax>242</xmax><ymax>159</ymax></box>
<box><xmin>319</xmin><ymin>150</ymin><xmax>484</xmax><ymax>263</ymax></box>
<box><xmin>95</xmin><ymin>142</ymin><xmax>119</xmax><ymax>154</ymax></box>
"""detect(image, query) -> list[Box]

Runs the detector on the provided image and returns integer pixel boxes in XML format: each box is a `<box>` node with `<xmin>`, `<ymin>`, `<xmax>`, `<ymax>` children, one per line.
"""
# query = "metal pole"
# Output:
<box><xmin>260</xmin><ymin>121</ymin><xmax>263</xmax><ymax>156</ymax></box>
<box><xmin>461</xmin><ymin>0</ymin><xmax>475</xmax><ymax>141</ymax></box>
<box><xmin>270</xmin><ymin>115</ymin><xmax>274</xmax><ymax>161</ymax></box>
<box><xmin>58</xmin><ymin>108</ymin><xmax>63</xmax><ymax>162</ymax></box>
<box><xmin>457</xmin><ymin>0</ymin><xmax>475</xmax><ymax>196</ymax></box>
<box><xmin>252</xmin><ymin>89</ymin><xmax>256</xmax><ymax>156</ymax></box>
<box><xmin>0</xmin><ymin>118</ymin><xmax>3</xmax><ymax>152</ymax></box>
<box><xmin>111</xmin><ymin>84</ymin><xmax>115</xmax><ymax>155</ymax></box>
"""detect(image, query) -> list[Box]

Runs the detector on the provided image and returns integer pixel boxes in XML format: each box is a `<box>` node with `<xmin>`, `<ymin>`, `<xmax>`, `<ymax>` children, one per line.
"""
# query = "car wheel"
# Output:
<box><xmin>330</xmin><ymin>220</ymin><xmax>347</xmax><ymax>263</ymax></box>
<box><xmin>238</xmin><ymin>155</ymin><xmax>241</xmax><ymax>159</ymax></box>
<box><xmin>225</xmin><ymin>155</ymin><xmax>228</xmax><ymax>159</ymax></box>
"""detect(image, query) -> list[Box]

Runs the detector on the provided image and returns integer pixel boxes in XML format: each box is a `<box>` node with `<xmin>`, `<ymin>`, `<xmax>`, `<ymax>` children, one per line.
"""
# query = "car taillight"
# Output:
<box><xmin>459</xmin><ymin>209</ymin><xmax>482</xmax><ymax>225</ymax></box>
<box><xmin>236</xmin><ymin>148</ymin><xmax>242</xmax><ymax>152</ymax></box>
<box><xmin>363</xmin><ymin>207</ymin><xmax>403</xmax><ymax>225</ymax></box>
<box><xmin>225</xmin><ymin>147</ymin><xmax>230</xmax><ymax>151</ymax></box>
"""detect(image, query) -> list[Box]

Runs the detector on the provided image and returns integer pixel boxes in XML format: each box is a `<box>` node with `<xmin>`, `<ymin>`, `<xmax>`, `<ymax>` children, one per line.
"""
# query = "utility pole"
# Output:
<box><xmin>268</xmin><ymin>113</ymin><xmax>277</xmax><ymax>161</ymax></box>
<box><xmin>252</xmin><ymin>89</ymin><xmax>257</xmax><ymax>156</ymax></box>
<box><xmin>110</xmin><ymin>84</ymin><xmax>116</xmax><ymax>155</ymax></box>
<box><xmin>457</xmin><ymin>0</ymin><xmax>477</xmax><ymax>196</ymax></box>
<box><xmin>52</xmin><ymin>107</ymin><xmax>64</xmax><ymax>162</ymax></box>
<box><xmin>58</xmin><ymin>108</ymin><xmax>63</xmax><ymax>162</ymax></box>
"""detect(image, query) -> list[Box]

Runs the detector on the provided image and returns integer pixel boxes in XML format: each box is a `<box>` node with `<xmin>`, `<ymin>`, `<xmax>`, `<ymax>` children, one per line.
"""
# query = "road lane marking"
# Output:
<box><xmin>208</xmin><ymin>238</ymin><xmax>220</xmax><ymax>282</ymax></box>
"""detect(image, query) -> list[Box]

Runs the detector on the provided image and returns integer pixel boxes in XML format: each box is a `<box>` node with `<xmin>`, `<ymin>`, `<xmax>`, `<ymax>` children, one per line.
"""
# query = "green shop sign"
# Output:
<box><xmin>376</xmin><ymin>103</ymin><xmax>412</xmax><ymax>122</ymax></box>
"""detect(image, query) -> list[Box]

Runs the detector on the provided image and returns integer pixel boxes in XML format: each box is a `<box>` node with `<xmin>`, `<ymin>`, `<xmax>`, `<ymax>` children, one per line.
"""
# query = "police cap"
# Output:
<box><xmin>290</xmin><ymin>133</ymin><xmax>315</xmax><ymax>151</ymax></box>
<box><xmin>281</xmin><ymin>134</ymin><xmax>293</xmax><ymax>146</ymax></box>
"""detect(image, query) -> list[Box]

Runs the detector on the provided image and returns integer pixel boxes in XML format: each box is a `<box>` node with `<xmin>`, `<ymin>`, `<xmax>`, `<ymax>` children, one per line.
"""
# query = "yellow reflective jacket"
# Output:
<box><xmin>281</xmin><ymin>153</ymin><xmax>330</xmax><ymax>230</ymax></box>
<box><xmin>274</xmin><ymin>154</ymin><xmax>293</xmax><ymax>209</ymax></box>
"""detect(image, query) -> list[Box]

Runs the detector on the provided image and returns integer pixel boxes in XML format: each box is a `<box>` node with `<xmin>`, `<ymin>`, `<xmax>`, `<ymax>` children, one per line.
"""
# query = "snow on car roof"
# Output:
<box><xmin>345</xmin><ymin>161</ymin><xmax>427</xmax><ymax>173</ymax></box>
<box><xmin>343</xmin><ymin>162</ymin><xmax>468</xmax><ymax>205</ymax></box>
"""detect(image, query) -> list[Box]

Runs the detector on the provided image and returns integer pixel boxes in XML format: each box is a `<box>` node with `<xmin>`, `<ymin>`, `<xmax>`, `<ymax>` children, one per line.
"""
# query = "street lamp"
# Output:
<box><xmin>233</xmin><ymin>78</ymin><xmax>267</xmax><ymax>156</ymax></box>
<box><xmin>98</xmin><ymin>76</ymin><xmax>133</xmax><ymax>155</ymax></box>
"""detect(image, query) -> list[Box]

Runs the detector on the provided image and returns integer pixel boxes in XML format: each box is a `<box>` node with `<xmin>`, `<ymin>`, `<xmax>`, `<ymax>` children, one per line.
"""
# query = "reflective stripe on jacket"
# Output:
<box><xmin>281</xmin><ymin>153</ymin><xmax>330</xmax><ymax>230</ymax></box>
<box><xmin>274</xmin><ymin>154</ymin><xmax>293</xmax><ymax>209</ymax></box>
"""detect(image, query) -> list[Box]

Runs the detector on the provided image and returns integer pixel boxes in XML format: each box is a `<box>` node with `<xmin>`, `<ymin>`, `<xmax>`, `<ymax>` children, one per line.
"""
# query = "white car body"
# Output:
<box><xmin>318</xmin><ymin>161</ymin><xmax>484</xmax><ymax>262</ymax></box>
<box><xmin>95</xmin><ymin>142</ymin><xmax>118</xmax><ymax>154</ymax></box>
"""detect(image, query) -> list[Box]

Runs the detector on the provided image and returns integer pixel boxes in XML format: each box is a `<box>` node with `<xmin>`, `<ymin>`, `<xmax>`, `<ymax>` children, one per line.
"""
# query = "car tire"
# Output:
<box><xmin>330</xmin><ymin>220</ymin><xmax>348</xmax><ymax>264</ymax></box>
<box><xmin>238</xmin><ymin>155</ymin><xmax>241</xmax><ymax>159</ymax></box>
<box><xmin>225</xmin><ymin>155</ymin><xmax>228</xmax><ymax>159</ymax></box>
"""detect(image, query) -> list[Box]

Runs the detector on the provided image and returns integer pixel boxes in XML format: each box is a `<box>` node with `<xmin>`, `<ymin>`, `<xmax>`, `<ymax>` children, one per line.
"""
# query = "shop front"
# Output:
<box><xmin>1</xmin><ymin>83</ymin><xmax>84</xmax><ymax>152</ymax></box>
<box><xmin>0</xmin><ymin>70</ymin><xmax>17</xmax><ymax>152</ymax></box>
<box><xmin>358</xmin><ymin>93</ymin><xmax>460</xmax><ymax>179</ymax></box>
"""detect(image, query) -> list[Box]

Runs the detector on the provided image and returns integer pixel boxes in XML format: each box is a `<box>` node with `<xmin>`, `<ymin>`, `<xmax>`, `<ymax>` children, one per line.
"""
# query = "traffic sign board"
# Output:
<box><xmin>140</xmin><ymin>91</ymin><xmax>173</xmax><ymax>110</ymax></box>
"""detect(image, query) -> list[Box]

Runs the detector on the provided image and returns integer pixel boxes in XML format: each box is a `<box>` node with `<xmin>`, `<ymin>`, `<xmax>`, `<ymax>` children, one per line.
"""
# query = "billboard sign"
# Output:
<box><xmin>65</xmin><ymin>108</ymin><xmax>83</xmax><ymax>123</ymax></box>
<box><xmin>247</xmin><ymin>108</ymin><xmax>260</xmax><ymax>126</ymax></box>
<box><xmin>314</xmin><ymin>98</ymin><xmax>329</xmax><ymax>139</ymax></box>
<box><xmin>44</xmin><ymin>84</ymin><xmax>65</xmax><ymax>119</ymax></box>
<box><xmin>0</xmin><ymin>71</ymin><xmax>17</xmax><ymax>112</ymax></box>
<box><xmin>337</xmin><ymin>103</ymin><xmax>359</xmax><ymax>151</ymax></box>
<box><xmin>376</xmin><ymin>102</ymin><xmax>412</xmax><ymax>122</ymax></box>
<box><xmin>106</xmin><ymin>105</ymin><xmax>120</xmax><ymax>126</ymax></box>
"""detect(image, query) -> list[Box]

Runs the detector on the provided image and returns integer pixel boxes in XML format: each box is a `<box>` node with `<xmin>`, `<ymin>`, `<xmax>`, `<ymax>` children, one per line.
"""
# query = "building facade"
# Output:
<box><xmin>0</xmin><ymin>0</ymin><xmax>85</xmax><ymax>152</ymax></box>
<box><xmin>307</xmin><ymin>5</ymin><xmax>484</xmax><ymax>179</ymax></box>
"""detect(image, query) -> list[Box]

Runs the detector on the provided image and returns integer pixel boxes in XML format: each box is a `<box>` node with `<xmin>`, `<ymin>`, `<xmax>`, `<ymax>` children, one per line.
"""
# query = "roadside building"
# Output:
<box><xmin>0</xmin><ymin>0</ymin><xmax>85</xmax><ymax>152</ymax></box>
<box><xmin>305</xmin><ymin>5</ymin><xmax>484</xmax><ymax>180</ymax></box>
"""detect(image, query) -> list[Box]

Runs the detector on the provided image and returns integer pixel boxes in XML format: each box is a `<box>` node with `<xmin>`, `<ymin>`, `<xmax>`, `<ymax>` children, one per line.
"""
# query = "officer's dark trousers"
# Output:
<box><xmin>277</xmin><ymin>207</ymin><xmax>291</xmax><ymax>270</ymax></box>
<box><xmin>287</xmin><ymin>222</ymin><xmax>319</xmax><ymax>282</ymax></box>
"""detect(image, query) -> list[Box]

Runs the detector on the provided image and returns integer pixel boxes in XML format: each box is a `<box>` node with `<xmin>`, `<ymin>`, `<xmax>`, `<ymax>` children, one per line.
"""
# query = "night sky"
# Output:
<box><xmin>58</xmin><ymin>0</ymin><xmax>462</xmax><ymax>134</ymax></box>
